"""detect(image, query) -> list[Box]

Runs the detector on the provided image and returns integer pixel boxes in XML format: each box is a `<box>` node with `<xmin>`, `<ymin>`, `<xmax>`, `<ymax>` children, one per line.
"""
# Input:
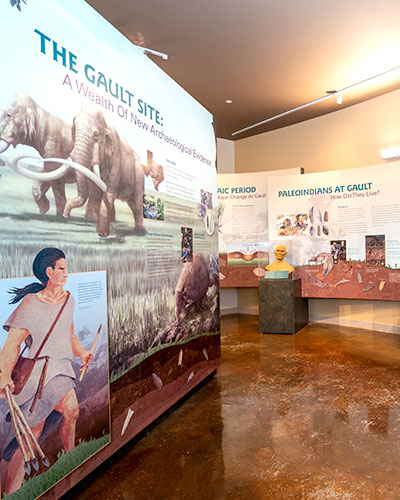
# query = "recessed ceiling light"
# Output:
<box><xmin>225</xmin><ymin>99</ymin><xmax>233</xmax><ymax>104</ymax></box>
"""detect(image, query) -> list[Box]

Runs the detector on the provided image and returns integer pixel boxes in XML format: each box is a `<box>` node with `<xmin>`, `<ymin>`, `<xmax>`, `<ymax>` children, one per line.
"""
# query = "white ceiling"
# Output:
<box><xmin>87</xmin><ymin>0</ymin><xmax>400</xmax><ymax>139</ymax></box>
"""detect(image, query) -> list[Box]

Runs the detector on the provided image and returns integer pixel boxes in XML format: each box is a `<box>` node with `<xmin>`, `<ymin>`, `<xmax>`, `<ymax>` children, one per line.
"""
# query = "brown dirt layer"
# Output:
<box><xmin>295</xmin><ymin>260</ymin><xmax>400</xmax><ymax>301</ymax></box>
<box><xmin>110</xmin><ymin>333</ymin><xmax>221</xmax><ymax>425</ymax></box>
<box><xmin>219</xmin><ymin>255</ymin><xmax>260</xmax><ymax>287</ymax></box>
<box><xmin>219</xmin><ymin>264</ymin><xmax>259</xmax><ymax>287</ymax></box>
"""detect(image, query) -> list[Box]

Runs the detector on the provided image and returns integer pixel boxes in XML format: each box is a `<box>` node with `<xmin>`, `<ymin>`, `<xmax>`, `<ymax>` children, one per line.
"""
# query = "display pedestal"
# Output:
<box><xmin>258</xmin><ymin>278</ymin><xmax>308</xmax><ymax>334</ymax></box>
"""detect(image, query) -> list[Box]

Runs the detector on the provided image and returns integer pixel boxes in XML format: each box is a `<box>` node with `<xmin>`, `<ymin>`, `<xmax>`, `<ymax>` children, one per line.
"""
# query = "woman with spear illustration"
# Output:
<box><xmin>0</xmin><ymin>247</ymin><xmax>93</xmax><ymax>495</ymax></box>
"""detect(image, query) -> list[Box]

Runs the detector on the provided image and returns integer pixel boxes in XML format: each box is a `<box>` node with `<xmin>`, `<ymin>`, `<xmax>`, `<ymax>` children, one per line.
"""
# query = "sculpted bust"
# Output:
<box><xmin>265</xmin><ymin>244</ymin><xmax>294</xmax><ymax>273</ymax></box>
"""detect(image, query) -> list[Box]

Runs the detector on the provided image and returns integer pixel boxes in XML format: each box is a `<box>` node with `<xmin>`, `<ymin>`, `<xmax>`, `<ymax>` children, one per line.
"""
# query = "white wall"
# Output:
<box><xmin>217</xmin><ymin>138</ymin><xmax>235</xmax><ymax>173</ymax></box>
<box><xmin>216</xmin><ymin>138</ymin><xmax>238</xmax><ymax>314</ymax></box>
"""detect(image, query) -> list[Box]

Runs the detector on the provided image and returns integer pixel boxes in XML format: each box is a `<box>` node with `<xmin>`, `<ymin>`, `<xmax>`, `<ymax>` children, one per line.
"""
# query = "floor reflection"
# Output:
<box><xmin>220</xmin><ymin>317</ymin><xmax>400</xmax><ymax>499</ymax></box>
<box><xmin>69</xmin><ymin>315</ymin><xmax>400</xmax><ymax>500</ymax></box>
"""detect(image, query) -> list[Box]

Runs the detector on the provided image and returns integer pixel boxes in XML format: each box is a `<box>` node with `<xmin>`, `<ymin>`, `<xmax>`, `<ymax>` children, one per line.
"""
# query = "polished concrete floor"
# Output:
<box><xmin>70</xmin><ymin>315</ymin><xmax>400</xmax><ymax>500</ymax></box>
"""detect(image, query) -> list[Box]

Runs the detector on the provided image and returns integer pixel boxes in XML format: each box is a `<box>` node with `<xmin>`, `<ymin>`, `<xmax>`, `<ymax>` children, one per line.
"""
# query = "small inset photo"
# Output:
<box><xmin>365</xmin><ymin>235</ymin><xmax>385</xmax><ymax>267</ymax></box>
<box><xmin>181</xmin><ymin>227</ymin><xmax>193</xmax><ymax>263</ymax></box>
<box><xmin>201</xmin><ymin>189</ymin><xmax>213</xmax><ymax>210</ymax></box>
<box><xmin>330</xmin><ymin>240</ymin><xmax>346</xmax><ymax>264</ymax></box>
<box><xmin>276</xmin><ymin>213</ymin><xmax>308</xmax><ymax>236</ymax></box>
<box><xmin>143</xmin><ymin>194</ymin><xmax>164</xmax><ymax>220</ymax></box>
<box><xmin>198</xmin><ymin>189</ymin><xmax>213</xmax><ymax>219</ymax></box>
<box><xmin>198</xmin><ymin>203</ymin><xmax>207</xmax><ymax>219</ymax></box>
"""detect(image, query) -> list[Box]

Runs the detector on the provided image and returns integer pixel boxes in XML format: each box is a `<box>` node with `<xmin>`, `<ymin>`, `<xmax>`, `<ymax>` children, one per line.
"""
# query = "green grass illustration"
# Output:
<box><xmin>0</xmin><ymin>171</ymin><xmax>219</xmax><ymax>376</ymax></box>
<box><xmin>2</xmin><ymin>434</ymin><xmax>110</xmax><ymax>500</ymax></box>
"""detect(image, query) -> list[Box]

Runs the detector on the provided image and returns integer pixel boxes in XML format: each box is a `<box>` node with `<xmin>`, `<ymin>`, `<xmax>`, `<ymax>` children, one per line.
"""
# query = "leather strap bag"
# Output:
<box><xmin>11</xmin><ymin>292</ymin><xmax>70</xmax><ymax>402</ymax></box>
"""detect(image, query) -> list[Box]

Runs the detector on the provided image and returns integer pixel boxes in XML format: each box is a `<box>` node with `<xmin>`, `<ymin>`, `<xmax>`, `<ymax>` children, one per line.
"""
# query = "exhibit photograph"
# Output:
<box><xmin>1</xmin><ymin>0</ymin><xmax>400</xmax><ymax>498</ymax></box>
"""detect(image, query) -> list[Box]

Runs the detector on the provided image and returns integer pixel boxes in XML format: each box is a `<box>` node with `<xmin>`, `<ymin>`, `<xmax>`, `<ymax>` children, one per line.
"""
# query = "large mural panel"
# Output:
<box><xmin>0</xmin><ymin>1</ymin><xmax>219</xmax><ymax>498</ymax></box>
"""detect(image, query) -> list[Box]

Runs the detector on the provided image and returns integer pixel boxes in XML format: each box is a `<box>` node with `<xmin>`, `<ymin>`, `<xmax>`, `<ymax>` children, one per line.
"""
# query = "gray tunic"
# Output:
<box><xmin>2</xmin><ymin>293</ymin><xmax>76</xmax><ymax>426</ymax></box>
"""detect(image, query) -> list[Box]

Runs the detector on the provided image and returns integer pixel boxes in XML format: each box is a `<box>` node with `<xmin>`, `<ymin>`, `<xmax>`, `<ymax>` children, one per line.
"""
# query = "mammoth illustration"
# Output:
<box><xmin>63</xmin><ymin>105</ymin><xmax>146</xmax><ymax>236</ymax></box>
<box><xmin>0</xmin><ymin>92</ymin><xmax>76</xmax><ymax>215</ymax></box>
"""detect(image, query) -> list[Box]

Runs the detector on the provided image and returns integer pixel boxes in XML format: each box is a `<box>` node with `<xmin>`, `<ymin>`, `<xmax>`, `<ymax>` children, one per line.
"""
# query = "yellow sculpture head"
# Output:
<box><xmin>274</xmin><ymin>244</ymin><xmax>287</xmax><ymax>261</ymax></box>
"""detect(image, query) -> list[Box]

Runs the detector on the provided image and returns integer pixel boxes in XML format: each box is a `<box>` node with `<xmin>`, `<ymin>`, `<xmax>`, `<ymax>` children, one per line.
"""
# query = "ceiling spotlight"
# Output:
<box><xmin>137</xmin><ymin>46</ymin><xmax>168</xmax><ymax>60</ymax></box>
<box><xmin>381</xmin><ymin>147</ymin><xmax>400</xmax><ymax>160</ymax></box>
<box><xmin>225</xmin><ymin>99</ymin><xmax>233</xmax><ymax>104</ymax></box>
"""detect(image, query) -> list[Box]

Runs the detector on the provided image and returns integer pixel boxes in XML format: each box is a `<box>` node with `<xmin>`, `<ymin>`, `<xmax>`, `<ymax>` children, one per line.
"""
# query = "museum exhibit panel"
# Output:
<box><xmin>217</xmin><ymin>168</ymin><xmax>301</xmax><ymax>287</ymax></box>
<box><xmin>218</xmin><ymin>160</ymin><xmax>400</xmax><ymax>335</ymax></box>
<box><xmin>0</xmin><ymin>1</ymin><xmax>219</xmax><ymax>498</ymax></box>
<box><xmin>1</xmin><ymin>0</ymin><xmax>400</xmax><ymax>498</ymax></box>
<box><xmin>267</xmin><ymin>162</ymin><xmax>400</xmax><ymax>301</ymax></box>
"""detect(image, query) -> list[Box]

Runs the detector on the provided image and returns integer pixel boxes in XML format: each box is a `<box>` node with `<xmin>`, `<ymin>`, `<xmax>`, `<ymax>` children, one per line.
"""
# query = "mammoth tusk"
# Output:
<box><xmin>7</xmin><ymin>154</ymin><xmax>70</xmax><ymax>181</ymax></box>
<box><xmin>56</xmin><ymin>158</ymin><xmax>107</xmax><ymax>191</ymax></box>
<box><xmin>93</xmin><ymin>164</ymin><xmax>101</xmax><ymax>178</ymax></box>
<box><xmin>6</xmin><ymin>154</ymin><xmax>107</xmax><ymax>192</ymax></box>
<box><xmin>0</xmin><ymin>140</ymin><xmax>10</xmax><ymax>154</ymax></box>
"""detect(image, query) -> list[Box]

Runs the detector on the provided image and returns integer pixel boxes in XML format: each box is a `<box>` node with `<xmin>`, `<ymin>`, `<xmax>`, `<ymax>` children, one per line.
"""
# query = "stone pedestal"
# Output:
<box><xmin>258</xmin><ymin>278</ymin><xmax>308</xmax><ymax>334</ymax></box>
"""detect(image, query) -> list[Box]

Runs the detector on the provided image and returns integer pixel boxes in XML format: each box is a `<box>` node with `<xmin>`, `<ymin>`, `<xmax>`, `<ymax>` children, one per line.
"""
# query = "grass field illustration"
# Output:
<box><xmin>0</xmin><ymin>167</ymin><xmax>219</xmax><ymax>377</ymax></box>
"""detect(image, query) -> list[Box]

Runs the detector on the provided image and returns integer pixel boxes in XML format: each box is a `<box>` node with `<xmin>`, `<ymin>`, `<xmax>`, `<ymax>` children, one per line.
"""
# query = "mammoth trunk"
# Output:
<box><xmin>70</xmin><ymin>140</ymin><xmax>92</xmax><ymax>171</ymax></box>
<box><xmin>62</xmin><ymin>139</ymin><xmax>104</xmax><ymax>218</ymax></box>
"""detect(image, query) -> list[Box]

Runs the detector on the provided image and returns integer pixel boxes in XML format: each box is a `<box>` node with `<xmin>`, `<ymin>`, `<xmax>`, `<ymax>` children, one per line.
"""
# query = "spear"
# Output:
<box><xmin>10</xmin><ymin>392</ymin><xmax>49</xmax><ymax>467</ymax></box>
<box><xmin>5</xmin><ymin>386</ymin><xmax>31</xmax><ymax>475</ymax></box>
<box><xmin>14</xmin><ymin>409</ymin><xmax>39</xmax><ymax>471</ymax></box>
<box><xmin>79</xmin><ymin>324</ymin><xmax>102</xmax><ymax>382</ymax></box>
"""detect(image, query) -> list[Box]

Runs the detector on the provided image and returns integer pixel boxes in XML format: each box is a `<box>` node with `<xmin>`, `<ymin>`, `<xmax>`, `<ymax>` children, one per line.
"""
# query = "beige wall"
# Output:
<box><xmin>234</xmin><ymin>88</ymin><xmax>400</xmax><ymax>331</ymax></box>
<box><xmin>216</xmin><ymin>138</ymin><xmax>238</xmax><ymax>314</ymax></box>
<box><xmin>217</xmin><ymin>138</ymin><xmax>235</xmax><ymax>174</ymax></box>
<box><xmin>235</xmin><ymin>88</ymin><xmax>400</xmax><ymax>175</ymax></box>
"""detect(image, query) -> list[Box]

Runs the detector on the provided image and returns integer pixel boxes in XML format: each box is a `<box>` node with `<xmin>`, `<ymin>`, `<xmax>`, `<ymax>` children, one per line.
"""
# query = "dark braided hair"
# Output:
<box><xmin>8</xmin><ymin>248</ymin><xmax>66</xmax><ymax>304</ymax></box>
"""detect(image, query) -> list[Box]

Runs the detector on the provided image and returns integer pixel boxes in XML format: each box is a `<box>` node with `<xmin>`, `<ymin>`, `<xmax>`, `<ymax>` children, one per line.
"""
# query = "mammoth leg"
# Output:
<box><xmin>127</xmin><ymin>170</ymin><xmax>146</xmax><ymax>235</ymax></box>
<box><xmin>108</xmin><ymin>202</ymin><xmax>116</xmax><ymax>223</ymax></box>
<box><xmin>97</xmin><ymin>191</ymin><xmax>113</xmax><ymax>237</ymax></box>
<box><xmin>63</xmin><ymin>192</ymin><xmax>87</xmax><ymax>218</ymax></box>
<box><xmin>97</xmin><ymin>203</ymin><xmax>109</xmax><ymax>237</ymax></box>
<box><xmin>85</xmin><ymin>177</ymin><xmax>104</xmax><ymax>220</ymax></box>
<box><xmin>127</xmin><ymin>198</ymin><xmax>146</xmax><ymax>235</ymax></box>
<box><xmin>104</xmin><ymin>191</ymin><xmax>116</xmax><ymax>223</ymax></box>
<box><xmin>87</xmin><ymin>182</ymin><xmax>102</xmax><ymax>219</ymax></box>
<box><xmin>51</xmin><ymin>179</ymin><xmax>67</xmax><ymax>216</ymax></box>
<box><xmin>32</xmin><ymin>181</ymin><xmax>50</xmax><ymax>215</ymax></box>
<box><xmin>85</xmin><ymin>199</ymin><xmax>98</xmax><ymax>220</ymax></box>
